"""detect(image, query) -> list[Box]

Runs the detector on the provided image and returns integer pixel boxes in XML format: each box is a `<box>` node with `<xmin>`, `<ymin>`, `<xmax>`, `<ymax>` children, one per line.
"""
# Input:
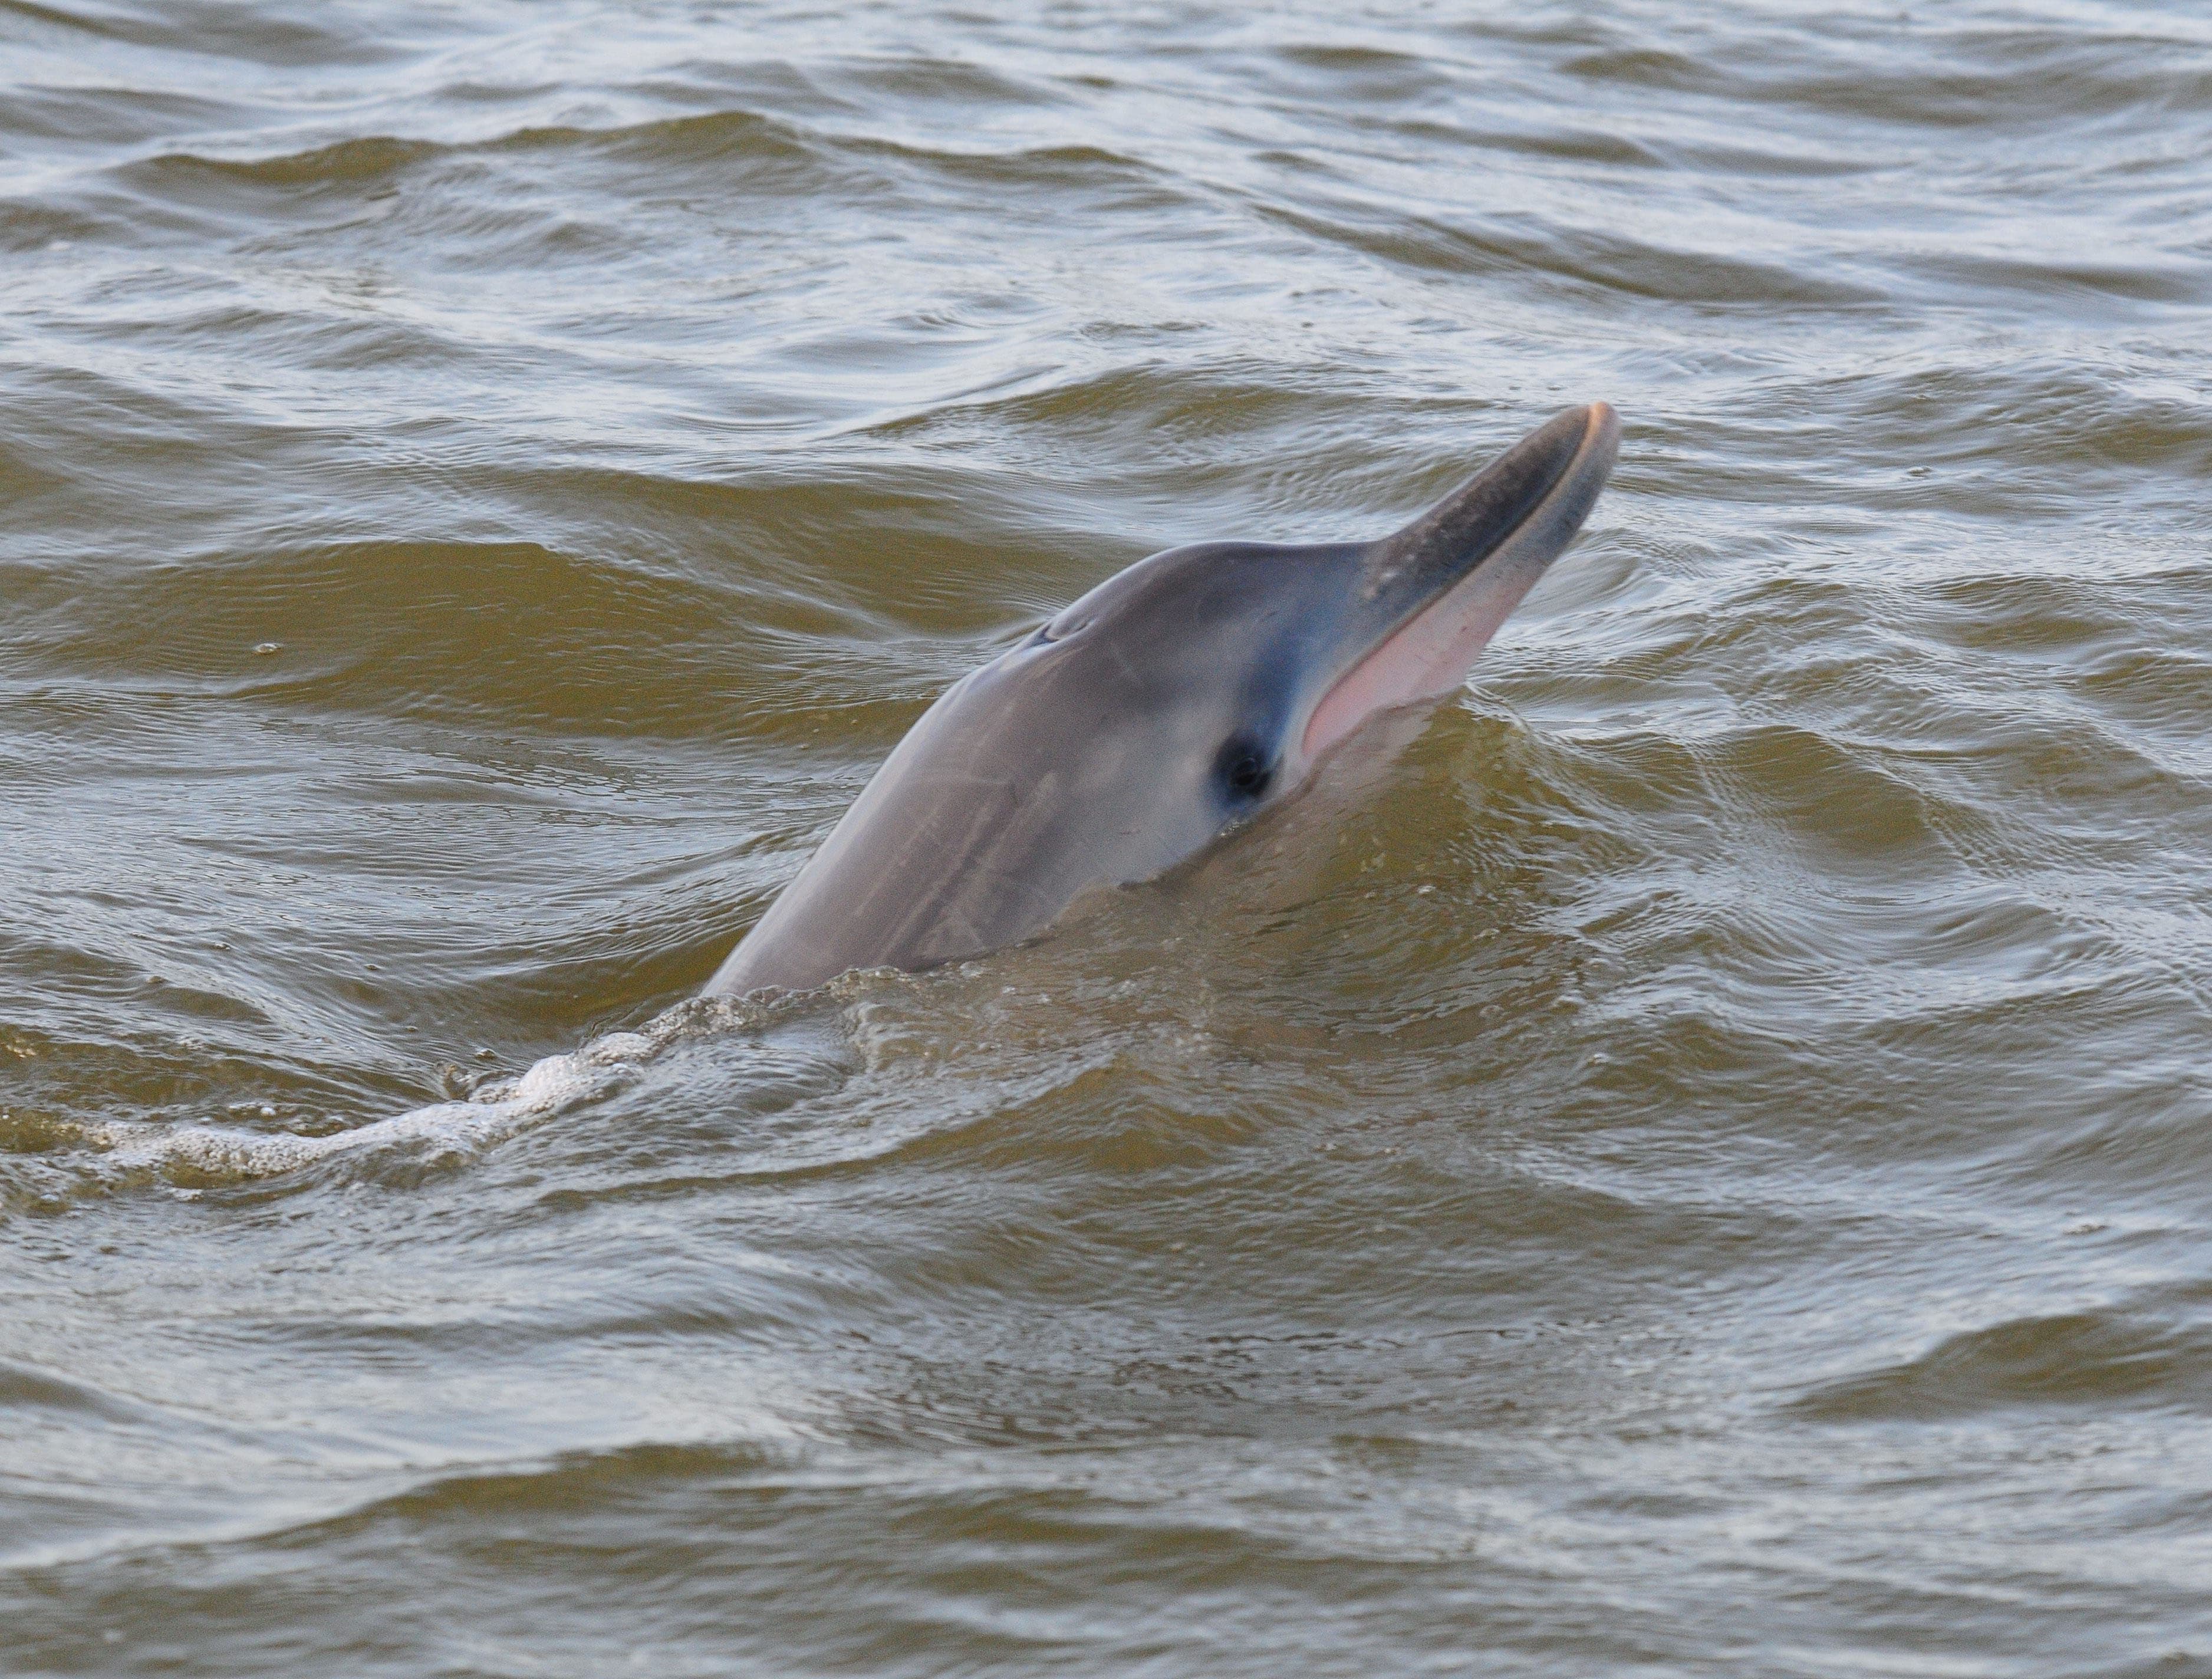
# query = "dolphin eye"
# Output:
<box><xmin>1213</xmin><ymin>735</ymin><xmax>1275</xmax><ymax>802</ymax></box>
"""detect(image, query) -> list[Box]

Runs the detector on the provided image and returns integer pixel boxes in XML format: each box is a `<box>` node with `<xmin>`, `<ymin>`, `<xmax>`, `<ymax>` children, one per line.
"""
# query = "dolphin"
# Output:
<box><xmin>705</xmin><ymin>402</ymin><xmax>1619</xmax><ymax>997</ymax></box>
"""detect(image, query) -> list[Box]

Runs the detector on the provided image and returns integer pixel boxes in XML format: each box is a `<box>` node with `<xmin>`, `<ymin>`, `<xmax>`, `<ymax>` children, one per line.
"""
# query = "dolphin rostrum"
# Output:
<box><xmin>705</xmin><ymin>403</ymin><xmax>1620</xmax><ymax>997</ymax></box>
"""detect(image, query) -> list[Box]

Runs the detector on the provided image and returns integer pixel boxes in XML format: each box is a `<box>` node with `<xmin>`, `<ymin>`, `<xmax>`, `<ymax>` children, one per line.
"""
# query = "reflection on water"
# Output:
<box><xmin>6</xmin><ymin>1</ymin><xmax>2212</xmax><ymax>1672</ymax></box>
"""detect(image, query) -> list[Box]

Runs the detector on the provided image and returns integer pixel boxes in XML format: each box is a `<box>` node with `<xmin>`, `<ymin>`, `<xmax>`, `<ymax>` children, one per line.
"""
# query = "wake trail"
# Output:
<box><xmin>77</xmin><ymin>1026</ymin><xmax>673</xmax><ymax>1181</ymax></box>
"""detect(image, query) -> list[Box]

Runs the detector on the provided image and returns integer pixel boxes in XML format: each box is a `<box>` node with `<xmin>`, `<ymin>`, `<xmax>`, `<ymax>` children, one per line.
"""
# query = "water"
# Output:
<box><xmin>6</xmin><ymin>1</ymin><xmax>2212</xmax><ymax>1672</ymax></box>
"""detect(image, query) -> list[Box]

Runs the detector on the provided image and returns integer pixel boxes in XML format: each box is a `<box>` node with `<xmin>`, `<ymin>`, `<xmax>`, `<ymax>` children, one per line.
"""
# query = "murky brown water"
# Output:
<box><xmin>7</xmin><ymin>2</ymin><xmax>2212</xmax><ymax>1673</ymax></box>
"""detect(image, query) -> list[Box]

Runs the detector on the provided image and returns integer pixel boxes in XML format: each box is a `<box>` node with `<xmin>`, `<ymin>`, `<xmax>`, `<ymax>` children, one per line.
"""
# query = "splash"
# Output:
<box><xmin>74</xmin><ymin>1023</ymin><xmax>687</xmax><ymax>1184</ymax></box>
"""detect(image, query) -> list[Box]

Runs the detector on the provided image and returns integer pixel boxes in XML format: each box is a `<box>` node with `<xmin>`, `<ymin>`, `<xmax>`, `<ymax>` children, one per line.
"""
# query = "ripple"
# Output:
<box><xmin>8</xmin><ymin>0</ymin><xmax>2212</xmax><ymax>1671</ymax></box>
<box><xmin>1795</xmin><ymin>1302</ymin><xmax>2212</xmax><ymax>1421</ymax></box>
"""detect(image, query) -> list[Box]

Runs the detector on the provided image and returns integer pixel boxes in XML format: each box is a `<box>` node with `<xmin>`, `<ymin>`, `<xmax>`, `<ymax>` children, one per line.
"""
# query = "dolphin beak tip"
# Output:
<box><xmin>1555</xmin><ymin>401</ymin><xmax>1621</xmax><ymax>501</ymax></box>
<box><xmin>1577</xmin><ymin>400</ymin><xmax>1621</xmax><ymax>456</ymax></box>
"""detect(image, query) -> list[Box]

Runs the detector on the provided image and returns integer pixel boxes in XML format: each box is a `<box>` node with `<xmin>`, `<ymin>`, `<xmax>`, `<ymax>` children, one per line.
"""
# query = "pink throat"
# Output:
<box><xmin>1300</xmin><ymin>564</ymin><xmax>1543</xmax><ymax>765</ymax></box>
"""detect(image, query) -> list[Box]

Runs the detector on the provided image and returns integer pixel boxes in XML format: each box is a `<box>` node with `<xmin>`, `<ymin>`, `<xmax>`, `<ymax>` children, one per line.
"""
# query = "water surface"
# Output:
<box><xmin>6</xmin><ymin>1</ymin><xmax>2212</xmax><ymax>1673</ymax></box>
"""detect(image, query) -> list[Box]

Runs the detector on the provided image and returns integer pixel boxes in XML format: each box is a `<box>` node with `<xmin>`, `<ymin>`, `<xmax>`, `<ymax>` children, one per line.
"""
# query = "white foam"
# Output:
<box><xmin>79</xmin><ymin>1027</ymin><xmax>672</xmax><ymax>1183</ymax></box>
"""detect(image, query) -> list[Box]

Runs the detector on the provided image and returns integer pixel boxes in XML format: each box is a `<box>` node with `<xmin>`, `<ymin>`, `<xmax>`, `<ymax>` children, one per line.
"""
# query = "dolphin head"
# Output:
<box><xmin>706</xmin><ymin>403</ymin><xmax>1620</xmax><ymax>996</ymax></box>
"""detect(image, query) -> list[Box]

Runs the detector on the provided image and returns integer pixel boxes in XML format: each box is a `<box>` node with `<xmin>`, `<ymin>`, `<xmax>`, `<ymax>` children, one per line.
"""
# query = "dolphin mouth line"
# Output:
<box><xmin>1300</xmin><ymin>401</ymin><xmax>1619</xmax><ymax>764</ymax></box>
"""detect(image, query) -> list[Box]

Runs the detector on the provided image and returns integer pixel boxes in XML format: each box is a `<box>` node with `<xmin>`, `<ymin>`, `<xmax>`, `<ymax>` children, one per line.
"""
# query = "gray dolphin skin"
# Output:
<box><xmin>706</xmin><ymin>402</ymin><xmax>1620</xmax><ymax>997</ymax></box>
